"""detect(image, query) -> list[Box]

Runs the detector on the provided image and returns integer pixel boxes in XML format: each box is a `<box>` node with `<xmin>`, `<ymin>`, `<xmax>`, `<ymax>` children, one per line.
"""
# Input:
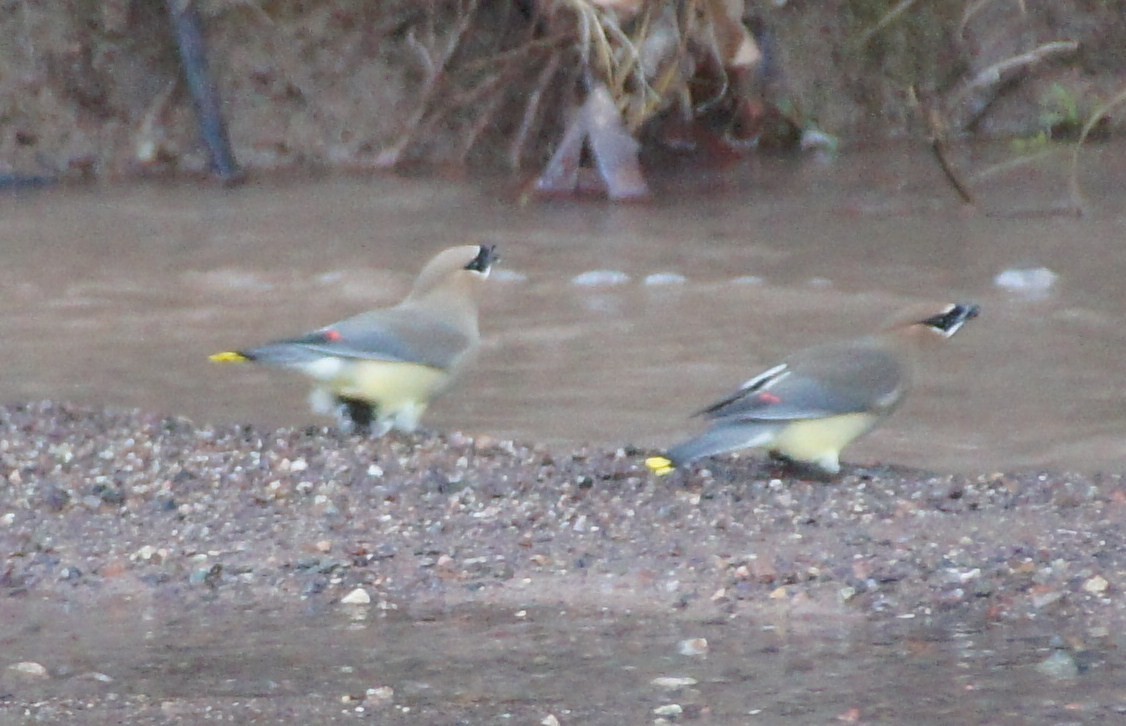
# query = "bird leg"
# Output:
<box><xmin>334</xmin><ymin>397</ymin><xmax>377</xmax><ymax>436</ymax></box>
<box><xmin>767</xmin><ymin>451</ymin><xmax>836</xmax><ymax>482</ymax></box>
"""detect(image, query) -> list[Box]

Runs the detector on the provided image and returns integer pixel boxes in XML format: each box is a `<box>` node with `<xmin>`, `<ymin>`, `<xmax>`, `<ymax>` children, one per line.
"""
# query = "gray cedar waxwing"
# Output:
<box><xmin>210</xmin><ymin>244</ymin><xmax>498</xmax><ymax>435</ymax></box>
<box><xmin>646</xmin><ymin>303</ymin><xmax>980</xmax><ymax>475</ymax></box>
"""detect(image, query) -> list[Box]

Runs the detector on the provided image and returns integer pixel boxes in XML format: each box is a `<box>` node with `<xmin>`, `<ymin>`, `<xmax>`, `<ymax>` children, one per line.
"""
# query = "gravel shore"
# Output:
<box><xmin>2</xmin><ymin>401</ymin><xmax>1125</xmax><ymax>722</ymax></box>
<box><xmin>3</xmin><ymin>400</ymin><xmax>1124</xmax><ymax>626</ymax></box>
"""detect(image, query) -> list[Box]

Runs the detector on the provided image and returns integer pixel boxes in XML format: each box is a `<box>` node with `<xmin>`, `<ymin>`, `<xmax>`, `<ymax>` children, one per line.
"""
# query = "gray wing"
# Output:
<box><xmin>700</xmin><ymin>342</ymin><xmax>905</xmax><ymax>423</ymax></box>
<box><xmin>245</xmin><ymin>308</ymin><xmax>472</xmax><ymax>370</ymax></box>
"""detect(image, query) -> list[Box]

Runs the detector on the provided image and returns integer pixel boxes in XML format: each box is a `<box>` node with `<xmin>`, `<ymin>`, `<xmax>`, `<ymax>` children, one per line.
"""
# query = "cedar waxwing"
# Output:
<box><xmin>646</xmin><ymin>302</ymin><xmax>980</xmax><ymax>476</ymax></box>
<box><xmin>210</xmin><ymin>244</ymin><xmax>498</xmax><ymax>435</ymax></box>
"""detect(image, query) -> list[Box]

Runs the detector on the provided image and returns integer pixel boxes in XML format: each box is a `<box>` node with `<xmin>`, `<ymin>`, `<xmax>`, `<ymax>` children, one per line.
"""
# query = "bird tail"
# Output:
<box><xmin>209</xmin><ymin>351</ymin><xmax>251</xmax><ymax>363</ymax></box>
<box><xmin>646</xmin><ymin>424</ymin><xmax>777</xmax><ymax>475</ymax></box>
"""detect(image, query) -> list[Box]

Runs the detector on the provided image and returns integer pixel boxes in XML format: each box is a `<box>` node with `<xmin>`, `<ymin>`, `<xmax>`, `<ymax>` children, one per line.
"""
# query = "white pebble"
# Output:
<box><xmin>8</xmin><ymin>661</ymin><xmax>48</xmax><ymax>678</ymax></box>
<box><xmin>79</xmin><ymin>671</ymin><xmax>114</xmax><ymax>683</ymax></box>
<box><xmin>677</xmin><ymin>638</ymin><xmax>708</xmax><ymax>657</ymax></box>
<box><xmin>341</xmin><ymin>588</ymin><xmax>371</xmax><ymax>605</ymax></box>
<box><xmin>365</xmin><ymin>686</ymin><xmax>394</xmax><ymax>703</ymax></box>
<box><xmin>800</xmin><ymin>127</ymin><xmax>839</xmax><ymax>152</ymax></box>
<box><xmin>1083</xmin><ymin>575</ymin><xmax>1110</xmax><ymax>594</ymax></box>
<box><xmin>651</xmin><ymin>676</ymin><xmax>698</xmax><ymax>689</ymax></box>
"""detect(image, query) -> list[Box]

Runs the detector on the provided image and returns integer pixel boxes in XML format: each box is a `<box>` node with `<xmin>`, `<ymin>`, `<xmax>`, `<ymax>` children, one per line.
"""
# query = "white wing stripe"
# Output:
<box><xmin>739</xmin><ymin>363</ymin><xmax>789</xmax><ymax>391</ymax></box>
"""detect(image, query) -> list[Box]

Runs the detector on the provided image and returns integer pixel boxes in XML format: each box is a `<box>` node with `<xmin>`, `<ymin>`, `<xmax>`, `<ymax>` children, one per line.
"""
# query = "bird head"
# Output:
<box><xmin>407</xmin><ymin>244</ymin><xmax>500</xmax><ymax>302</ymax></box>
<box><xmin>885</xmin><ymin>302</ymin><xmax>980</xmax><ymax>348</ymax></box>
<box><xmin>917</xmin><ymin>303</ymin><xmax>980</xmax><ymax>338</ymax></box>
<box><xmin>464</xmin><ymin>244</ymin><xmax>499</xmax><ymax>275</ymax></box>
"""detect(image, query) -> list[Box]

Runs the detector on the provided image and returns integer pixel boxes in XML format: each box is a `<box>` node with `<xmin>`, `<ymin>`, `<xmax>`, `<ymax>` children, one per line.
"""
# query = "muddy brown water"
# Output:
<box><xmin>3</xmin><ymin>144</ymin><xmax>1126</xmax><ymax>721</ymax></box>
<box><xmin>1</xmin><ymin>145</ymin><xmax>1124</xmax><ymax>474</ymax></box>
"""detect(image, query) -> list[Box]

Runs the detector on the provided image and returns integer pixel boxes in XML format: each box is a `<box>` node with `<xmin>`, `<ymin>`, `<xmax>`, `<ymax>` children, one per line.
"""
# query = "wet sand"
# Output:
<box><xmin>2</xmin><ymin>402</ymin><xmax>1125</xmax><ymax>722</ymax></box>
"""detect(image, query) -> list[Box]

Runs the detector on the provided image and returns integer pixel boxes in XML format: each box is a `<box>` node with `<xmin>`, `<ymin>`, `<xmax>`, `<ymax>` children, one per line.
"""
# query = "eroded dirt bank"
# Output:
<box><xmin>2</xmin><ymin>1</ymin><xmax>1125</xmax><ymax>179</ymax></box>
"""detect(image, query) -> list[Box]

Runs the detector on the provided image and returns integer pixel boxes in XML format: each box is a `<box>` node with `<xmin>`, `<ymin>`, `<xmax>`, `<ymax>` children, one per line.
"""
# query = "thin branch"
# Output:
<box><xmin>509</xmin><ymin>51</ymin><xmax>563</xmax><ymax>169</ymax></box>
<box><xmin>969</xmin><ymin>146</ymin><xmax>1065</xmax><ymax>183</ymax></box>
<box><xmin>913</xmin><ymin>87</ymin><xmax>975</xmax><ymax>205</ymax></box>
<box><xmin>929</xmin><ymin>130</ymin><xmax>975</xmax><ymax>205</ymax></box>
<box><xmin>454</xmin><ymin>78</ymin><xmax>508</xmax><ymax>165</ymax></box>
<box><xmin>376</xmin><ymin>0</ymin><xmax>480</xmax><ymax>168</ymax></box>
<box><xmin>958</xmin><ymin>41</ymin><xmax>1079</xmax><ymax>99</ymax></box>
<box><xmin>856</xmin><ymin>0</ymin><xmax>918</xmax><ymax>47</ymax></box>
<box><xmin>1068</xmin><ymin>85</ymin><xmax>1126</xmax><ymax>215</ymax></box>
<box><xmin>948</xmin><ymin>40</ymin><xmax>1079</xmax><ymax>130</ymax></box>
<box><xmin>958</xmin><ymin>0</ymin><xmax>1023</xmax><ymax>39</ymax></box>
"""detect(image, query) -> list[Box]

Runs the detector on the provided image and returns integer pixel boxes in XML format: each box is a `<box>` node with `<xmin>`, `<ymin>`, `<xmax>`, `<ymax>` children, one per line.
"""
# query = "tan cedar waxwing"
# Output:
<box><xmin>210</xmin><ymin>244</ymin><xmax>498</xmax><ymax>435</ymax></box>
<box><xmin>646</xmin><ymin>303</ymin><xmax>980</xmax><ymax>476</ymax></box>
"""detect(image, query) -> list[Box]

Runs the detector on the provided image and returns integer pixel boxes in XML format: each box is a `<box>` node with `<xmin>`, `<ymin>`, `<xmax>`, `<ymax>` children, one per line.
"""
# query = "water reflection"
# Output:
<box><xmin>0</xmin><ymin>599</ymin><xmax>1119</xmax><ymax>722</ymax></box>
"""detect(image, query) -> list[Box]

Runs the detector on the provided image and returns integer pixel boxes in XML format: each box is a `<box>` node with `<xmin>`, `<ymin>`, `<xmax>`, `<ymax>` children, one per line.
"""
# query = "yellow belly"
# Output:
<box><xmin>331</xmin><ymin>360</ymin><xmax>449</xmax><ymax>413</ymax></box>
<box><xmin>770</xmin><ymin>413</ymin><xmax>881</xmax><ymax>473</ymax></box>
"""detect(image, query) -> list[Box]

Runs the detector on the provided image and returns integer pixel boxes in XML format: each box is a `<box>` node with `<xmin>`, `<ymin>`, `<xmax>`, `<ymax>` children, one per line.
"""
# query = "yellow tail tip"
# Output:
<box><xmin>645</xmin><ymin>456</ymin><xmax>676</xmax><ymax>476</ymax></box>
<box><xmin>209</xmin><ymin>351</ymin><xmax>249</xmax><ymax>364</ymax></box>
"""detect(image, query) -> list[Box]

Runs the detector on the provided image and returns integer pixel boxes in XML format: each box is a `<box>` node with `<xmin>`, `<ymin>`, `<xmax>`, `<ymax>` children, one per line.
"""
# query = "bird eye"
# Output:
<box><xmin>464</xmin><ymin>245</ymin><xmax>497</xmax><ymax>273</ymax></box>
<box><xmin>921</xmin><ymin>304</ymin><xmax>979</xmax><ymax>335</ymax></box>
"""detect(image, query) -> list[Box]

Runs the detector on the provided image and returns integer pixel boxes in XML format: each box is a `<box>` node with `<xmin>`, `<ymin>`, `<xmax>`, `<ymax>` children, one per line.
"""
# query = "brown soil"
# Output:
<box><xmin>1</xmin><ymin>1</ymin><xmax>1124</xmax><ymax>180</ymax></box>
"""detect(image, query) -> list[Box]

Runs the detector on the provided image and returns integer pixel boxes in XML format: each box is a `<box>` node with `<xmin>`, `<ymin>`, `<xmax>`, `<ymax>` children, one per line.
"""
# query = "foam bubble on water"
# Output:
<box><xmin>492</xmin><ymin>269</ymin><xmax>528</xmax><ymax>283</ymax></box>
<box><xmin>994</xmin><ymin>267</ymin><xmax>1057</xmax><ymax>296</ymax></box>
<box><xmin>572</xmin><ymin>270</ymin><xmax>631</xmax><ymax>286</ymax></box>
<box><xmin>644</xmin><ymin>272</ymin><xmax>687</xmax><ymax>286</ymax></box>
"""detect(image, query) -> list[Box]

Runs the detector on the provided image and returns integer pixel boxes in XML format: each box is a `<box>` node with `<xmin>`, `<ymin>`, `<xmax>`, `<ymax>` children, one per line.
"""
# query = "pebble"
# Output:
<box><xmin>541</xmin><ymin>715</ymin><xmax>561</xmax><ymax>726</ymax></box>
<box><xmin>363</xmin><ymin>686</ymin><xmax>394</xmax><ymax>708</ymax></box>
<box><xmin>1030</xmin><ymin>588</ymin><xmax>1064</xmax><ymax>609</ymax></box>
<box><xmin>800</xmin><ymin>127</ymin><xmax>839</xmax><ymax>151</ymax></box>
<box><xmin>8</xmin><ymin>661</ymin><xmax>49</xmax><ymax>678</ymax></box>
<box><xmin>132</xmin><ymin>545</ymin><xmax>166</xmax><ymax>563</ymax></box>
<box><xmin>653</xmin><ymin>703</ymin><xmax>683</xmax><ymax>717</ymax></box>
<box><xmin>77</xmin><ymin>671</ymin><xmax>115</xmax><ymax>683</ymax></box>
<box><xmin>341</xmin><ymin>587</ymin><xmax>371</xmax><ymax>605</ymax></box>
<box><xmin>651</xmin><ymin>676</ymin><xmax>698</xmax><ymax>690</ymax></box>
<box><xmin>1083</xmin><ymin>575</ymin><xmax>1109</xmax><ymax>594</ymax></box>
<box><xmin>1035</xmin><ymin>650</ymin><xmax>1079</xmax><ymax>680</ymax></box>
<box><xmin>677</xmin><ymin>638</ymin><xmax>708</xmax><ymax>657</ymax></box>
